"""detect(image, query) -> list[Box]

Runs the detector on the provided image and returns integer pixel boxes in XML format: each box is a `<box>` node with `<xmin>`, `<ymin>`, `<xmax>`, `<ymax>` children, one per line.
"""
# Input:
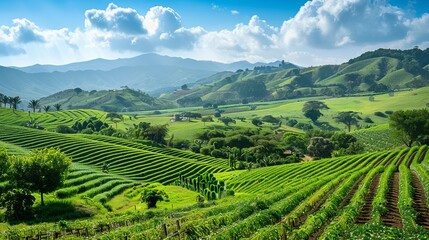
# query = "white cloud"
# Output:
<box><xmin>231</xmin><ymin>10</ymin><xmax>240</xmax><ymax>15</ymax></box>
<box><xmin>85</xmin><ymin>3</ymin><xmax>146</xmax><ymax>35</ymax></box>
<box><xmin>280</xmin><ymin>0</ymin><xmax>409</xmax><ymax>48</ymax></box>
<box><xmin>1</xmin><ymin>1</ymin><xmax>429</xmax><ymax>66</ymax></box>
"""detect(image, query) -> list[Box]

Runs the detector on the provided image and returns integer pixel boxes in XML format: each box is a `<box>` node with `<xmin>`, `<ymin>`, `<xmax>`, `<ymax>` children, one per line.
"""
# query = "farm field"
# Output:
<box><xmin>0</xmin><ymin>87</ymin><xmax>428</xmax><ymax>238</ymax></box>
<box><xmin>1</xmin><ymin>144</ymin><xmax>429</xmax><ymax>239</ymax></box>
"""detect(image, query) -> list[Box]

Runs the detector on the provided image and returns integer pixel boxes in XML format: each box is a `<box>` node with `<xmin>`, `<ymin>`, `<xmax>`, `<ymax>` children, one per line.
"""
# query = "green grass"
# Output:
<box><xmin>0</xmin><ymin>125</ymin><xmax>229</xmax><ymax>183</ymax></box>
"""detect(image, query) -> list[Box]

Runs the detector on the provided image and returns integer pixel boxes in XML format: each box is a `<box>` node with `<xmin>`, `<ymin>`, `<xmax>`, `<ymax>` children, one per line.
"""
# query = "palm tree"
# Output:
<box><xmin>43</xmin><ymin>105</ymin><xmax>51</xmax><ymax>112</ymax></box>
<box><xmin>53</xmin><ymin>103</ymin><xmax>61</xmax><ymax>111</ymax></box>
<box><xmin>11</xmin><ymin>96</ymin><xmax>21</xmax><ymax>111</ymax></box>
<box><xmin>8</xmin><ymin>96</ymin><xmax>13</xmax><ymax>108</ymax></box>
<box><xmin>2</xmin><ymin>95</ymin><xmax>8</xmax><ymax>107</ymax></box>
<box><xmin>28</xmin><ymin>100</ymin><xmax>41</xmax><ymax>113</ymax></box>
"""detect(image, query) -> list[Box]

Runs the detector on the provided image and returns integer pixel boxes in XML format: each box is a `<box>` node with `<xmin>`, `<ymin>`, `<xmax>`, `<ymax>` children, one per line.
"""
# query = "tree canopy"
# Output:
<box><xmin>334</xmin><ymin>111</ymin><xmax>360</xmax><ymax>132</ymax></box>
<box><xmin>389</xmin><ymin>109</ymin><xmax>429</xmax><ymax>147</ymax></box>
<box><xmin>8</xmin><ymin>148</ymin><xmax>72</xmax><ymax>206</ymax></box>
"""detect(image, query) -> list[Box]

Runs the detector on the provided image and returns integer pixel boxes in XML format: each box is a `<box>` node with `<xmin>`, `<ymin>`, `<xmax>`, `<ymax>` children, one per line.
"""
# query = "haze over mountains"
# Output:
<box><xmin>0</xmin><ymin>53</ymin><xmax>285</xmax><ymax>99</ymax></box>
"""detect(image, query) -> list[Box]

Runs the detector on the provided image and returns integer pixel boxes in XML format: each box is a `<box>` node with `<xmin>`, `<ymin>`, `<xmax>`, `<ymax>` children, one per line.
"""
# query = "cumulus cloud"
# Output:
<box><xmin>196</xmin><ymin>15</ymin><xmax>279</xmax><ymax>61</ymax></box>
<box><xmin>280</xmin><ymin>0</ymin><xmax>409</xmax><ymax>48</ymax></box>
<box><xmin>1</xmin><ymin>18</ymin><xmax>45</xmax><ymax>44</ymax></box>
<box><xmin>85</xmin><ymin>3</ymin><xmax>146</xmax><ymax>35</ymax></box>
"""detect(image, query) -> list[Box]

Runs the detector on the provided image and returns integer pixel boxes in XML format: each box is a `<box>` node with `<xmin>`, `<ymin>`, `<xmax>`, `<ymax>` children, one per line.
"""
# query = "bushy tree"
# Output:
<box><xmin>389</xmin><ymin>109</ymin><xmax>429</xmax><ymax>146</ymax></box>
<box><xmin>218</xmin><ymin>117</ymin><xmax>236</xmax><ymax>126</ymax></box>
<box><xmin>8</xmin><ymin>148</ymin><xmax>71</xmax><ymax>206</ymax></box>
<box><xmin>302</xmin><ymin>101</ymin><xmax>329</xmax><ymax>122</ymax></box>
<box><xmin>0</xmin><ymin>148</ymin><xmax>9</xmax><ymax>180</ymax></box>
<box><xmin>252</xmin><ymin>118</ymin><xmax>263</xmax><ymax>127</ymax></box>
<box><xmin>0</xmin><ymin>188</ymin><xmax>35</xmax><ymax>221</ymax></box>
<box><xmin>145</xmin><ymin>124</ymin><xmax>169</xmax><ymax>144</ymax></box>
<box><xmin>141</xmin><ymin>188</ymin><xmax>168</xmax><ymax>208</ymax></box>
<box><xmin>307</xmin><ymin>137</ymin><xmax>334</xmax><ymax>159</ymax></box>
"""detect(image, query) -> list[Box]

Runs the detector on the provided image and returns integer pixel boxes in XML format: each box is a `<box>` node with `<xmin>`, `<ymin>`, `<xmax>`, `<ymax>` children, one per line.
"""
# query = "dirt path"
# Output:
<box><xmin>355</xmin><ymin>174</ymin><xmax>381</xmax><ymax>224</ymax></box>
<box><xmin>309</xmin><ymin>175</ymin><xmax>364</xmax><ymax>240</ymax></box>
<box><xmin>406</xmin><ymin>151</ymin><xmax>418</xmax><ymax>168</ymax></box>
<box><xmin>381</xmin><ymin>172</ymin><xmax>403</xmax><ymax>228</ymax></box>
<box><xmin>411</xmin><ymin>172</ymin><xmax>429</xmax><ymax>229</ymax></box>
<box><xmin>418</xmin><ymin>149</ymin><xmax>428</xmax><ymax>164</ymax></box>
<box><xmin>395</xmin><ymin>153</ymin><xmax>407</xmax><ymax>168</ymax></box>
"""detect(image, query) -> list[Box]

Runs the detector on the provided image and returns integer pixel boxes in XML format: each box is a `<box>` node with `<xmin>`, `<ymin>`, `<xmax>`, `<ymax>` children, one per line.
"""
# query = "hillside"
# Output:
<box><xmin>1</xmin><ymin>53</ymin><xmax>288</xmax><ymax>99</ymax></box>
<box><xmin>38</xmin><ymin>88</ymin><xmax>177</xmax><ymax>112</ymax></box>
<box><xmin>163</xmin><ymin>48</ymin><xmax>429</xmax><ymax>105</ymax></box>
<box><xmin>2</xmin><ymin>143</ymin><xmax>429</xmax><ymax>238</ymax></box>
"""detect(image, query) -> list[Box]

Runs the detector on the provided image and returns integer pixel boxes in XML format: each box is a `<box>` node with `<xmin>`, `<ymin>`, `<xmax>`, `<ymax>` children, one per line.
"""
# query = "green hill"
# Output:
<box><xmin>162</xmin><ymin>48</ymin><xmax>429</xmax><ymax>106</ymax></box>
<box><xmin>3</xmin><ymin>145</ymin><xmax>429</xmax><ymax>239</ymax></box>
<box><xmin>39</xmin><ymin>88</ymin><xmax>177</xmax><ymax>112</ymax></box>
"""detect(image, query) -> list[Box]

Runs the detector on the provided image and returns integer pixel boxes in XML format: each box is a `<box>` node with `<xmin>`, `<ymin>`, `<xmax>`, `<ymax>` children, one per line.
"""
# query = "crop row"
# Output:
<box><xmin>0</xmin><ymin>124</ymin><xmax>228</xmax><ymax>183</ymax></box>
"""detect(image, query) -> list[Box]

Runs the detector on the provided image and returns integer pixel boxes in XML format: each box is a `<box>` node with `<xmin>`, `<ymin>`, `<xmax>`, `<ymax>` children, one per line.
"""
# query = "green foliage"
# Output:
<box><xmin>218</xmin><ymin>117</ymin><xmax>236</xmax><ymax>126</ymax></box>
<box><xmin>141</xmin><ymin>188</ymin><xmax>168</xmax><ymax>208</ymax></box>
<box><xmin>0</xmin><ymin>188</ymin><xmax>35</xmax><ymax>221</ymax></box>
<box><xmin>334</xmin><ymin>111</ymin><xmax>360</xmax><ymax>132</ymax></box>
<box><xmin>0</xmin><ymin>148</ymin><xmax>10</xmax><ymax>179</ymax></box>
<box><xmin>389</xmin><ymin>109</ymin><xmax>429</xmax><ymax>146</ymax></box>
<box><xmin>8</xmin><ymin>148</ymin><xmax>72</xmax><ymax>206</ymax></box>
<box><xmin>307</xmin><ymin>137</ymin><xmax>334</xmax><ymax>158</ymax></box>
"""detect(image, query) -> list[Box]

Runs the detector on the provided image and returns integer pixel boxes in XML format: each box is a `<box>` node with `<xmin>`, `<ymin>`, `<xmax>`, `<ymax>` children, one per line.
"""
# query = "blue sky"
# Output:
<box><xmin>0</xmin><ymin>0</ymin><xmax>428</xmax><ymax>66</ymax></box>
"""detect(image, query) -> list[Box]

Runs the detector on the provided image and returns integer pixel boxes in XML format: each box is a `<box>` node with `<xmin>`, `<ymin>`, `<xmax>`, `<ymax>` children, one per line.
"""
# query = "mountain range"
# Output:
<box><xmin>0</xmin><ymin>53</ymin><xmax>285</xmax><ymax>100</ymax></box>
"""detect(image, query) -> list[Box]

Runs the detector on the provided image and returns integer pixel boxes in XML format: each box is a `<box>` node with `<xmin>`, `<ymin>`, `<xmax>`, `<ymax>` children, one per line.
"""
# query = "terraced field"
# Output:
<box><xmin>3</xmin><ymin>145</ymin><xmax>429</xmax><ymax>239</ymax></box>
<box><xmin>0</xmin><ymin>108</ymin><xmax>106</xmax><ymax>130</ymax></box>
<box><xmin>0</xmin><ymin>124</ymin><xmax>229</xmax><ymax>183</ymax></box>
<box><xmin>57</xmin><ymin>164</ymin><xmax>136</xmax><ymax>203</ymax></box>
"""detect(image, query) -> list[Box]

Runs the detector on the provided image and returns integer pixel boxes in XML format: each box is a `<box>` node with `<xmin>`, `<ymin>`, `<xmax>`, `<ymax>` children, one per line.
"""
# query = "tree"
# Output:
<box><xmin>43</xmin><ymin>105</ymin><xmax>50</xmax><ymax>112</ymax></box>
<box><xmin>225</xmin><ymin>135</ymin><xmax>253</xmax><ymax>150</ymax></box>
<box><xmin>0</xmin><ymin>188</ymin><xmax>35</xmax><ymax>221</ymax></box>
<box><xmin>302</xmin><ymin>101</ymin><xmax>329</xmax><ymax>122</ymax></box>
<box><xmin>218</xmin><ymin>117</ymin><xmax>236</xmax><ymax>126</ymax></box>
<box><xmin>11</xmin><ymin>96</ymin><xmax>21</xmax><ymax>111</ymax></box>
<box><xmin>0</xmin><ymin>148</ymin><xmax>9</xmax><ymax>180</ymax></box>
<box><xmin>252</xmin><ymin>118</ymin><xmax>263</xmax><ymax>127</ymax></box>
<box><xmin>53</xmin><ymin>103</ymin><xmax>62</xmax><ymax>111</ymax></box>
<box><xmin>331</xmin><ymin>132</ymin><xmax>357</xmax><ymax>149</ymax></box>
<box><xmin>304</xmin><ymin>109</ymin><xmax>323</xmax><ymax>122</ymax></box>
<box><xmin>334</xmin><ymin>111</ymin><xmax>360</xmax><ymax>132</ymax></box>
<box><xmin>106</xmin><ymin>112</ymin><xmax>123</xmax><ymax>128</ymax></box>
<box><xmin>141</xmin><ymin>188</ymin><xmax>168</xmax><ymax>208</ymax></box>
<box><xmin>28</xmin><ymin>100</ymin><xmax>41</xmax><ymax>113</ymax></box>
<box><xmin>389</xmin><ymin>109</ymin><xmax>429</xmax><ymax>147</ymax></box>
<box><xmin>145</xmin><ymin>124</ymin><xmax>169</xmax><ymax>144</ymax></box>
<box><xmin>8</xmin><ymin>148</ymin><xmax>71</xmax><ymax>206</ymax></box>
<box><xmin>307</xmin><ymin>137</ymin><xmax>334</xmax><ymax>158</ymax></box>
<box><xmin>201</xmin><ymin>116</ymin><xmax>213</xmax><ymax>126</ymax></box>
<box><xmin>181</xmin><ymin>84</ymin><xmax>188</xmax><ymax>90</ymax></box>
<box><xmin>8</xmin><ymin>96</ymin><xmax>13</xmax><ymax>108</ymax></box>
<box><xmin>2</xmin><ymin>95</ymin><xmax>8</xmax><ymax>108</ymax></box>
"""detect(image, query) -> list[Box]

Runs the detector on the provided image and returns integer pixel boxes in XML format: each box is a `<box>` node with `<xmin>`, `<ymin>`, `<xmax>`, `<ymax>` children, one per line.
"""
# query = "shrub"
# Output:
<box><xmin>56</xmin><ymin>125</ymin><xmax>75</xmax><ymax>134</ymax></box>
<box><xmin>374</xmin><ymin>111</ymin><xmax>387</xmax><ymax>118</ymax></box>
<box><xmin>364</xmin><ymin>117</ymin><xmax>374</xmax><ymax>123</ymax></box>
<box><xmin>211</xmin><ymin>149</ymin><xmax>228</xmax><ymax>158</ymax></box>
<box><xmin>200</xmin><ymin>147</ymin><xmax>211</xmax><ymax>156</ymax></box>
<box><xmin>295</xmin><ymin>122</ymin><xmax>313</xmax><ymax>130</ymax></box>
<box><xmin>385</xmin><ymin>110</ymin><xmax>394</xmax><ymax>115</ymax></box>
<box><xmin>81</xmin><ymin>128</ymin><xmax>94</xmax><ymax>134</ymax></box>
<box><xmin>261</xmin><ymin>115</ymin><xmax>279</xmax><ymax>123</ymax></box>
<box><xmin>286</xmin><ymin>119</ymin><xmax>298</xmax><ymax>127</ymax></box>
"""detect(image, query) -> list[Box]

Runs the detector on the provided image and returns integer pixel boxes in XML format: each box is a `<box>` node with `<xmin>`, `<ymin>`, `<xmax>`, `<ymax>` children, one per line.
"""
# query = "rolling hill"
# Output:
<box><xmin>38</xmin><ymin>88</ymin><xmax>177</xmax><ymax>112</ymax></box>
<box><xmin>1</xmin><ymin>53</ymin><xmax>287</xmax><ymax>99</ymax></box>
<box><xmin>163</xmin><ymin>48</ymin><xmax>429</xmax><ymax>105</ymax></box>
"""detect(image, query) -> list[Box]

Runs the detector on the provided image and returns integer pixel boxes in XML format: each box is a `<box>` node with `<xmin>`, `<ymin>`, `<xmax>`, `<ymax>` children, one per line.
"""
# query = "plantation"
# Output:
<box><xmin>1</xmin><ymin>86</ymin><xmax>429</xmax><ymax>239</ymax></box>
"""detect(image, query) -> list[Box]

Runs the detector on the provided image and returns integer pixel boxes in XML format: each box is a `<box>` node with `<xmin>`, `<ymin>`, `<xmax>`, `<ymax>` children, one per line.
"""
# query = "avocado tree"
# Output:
<box><xmin>141</xmin><ymin>188</ymin><xmax>169</xmax><ymax>208</ymax></box>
